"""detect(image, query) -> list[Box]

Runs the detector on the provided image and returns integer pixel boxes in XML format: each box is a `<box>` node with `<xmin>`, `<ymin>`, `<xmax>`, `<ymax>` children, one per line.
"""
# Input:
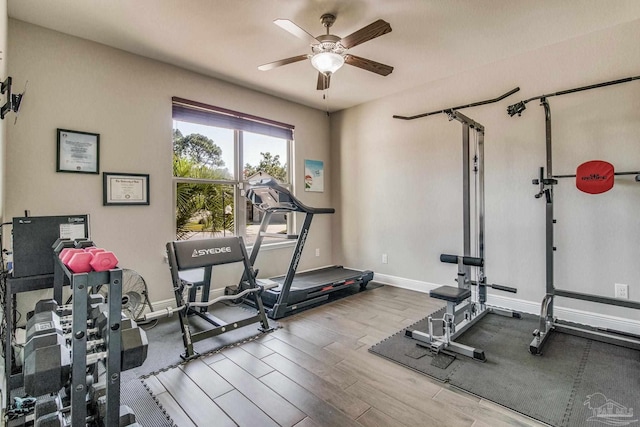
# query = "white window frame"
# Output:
<box><xmin>172</xmin><ymin>98</ymin><xmax>294</xmax><ymax>248</ymax></box>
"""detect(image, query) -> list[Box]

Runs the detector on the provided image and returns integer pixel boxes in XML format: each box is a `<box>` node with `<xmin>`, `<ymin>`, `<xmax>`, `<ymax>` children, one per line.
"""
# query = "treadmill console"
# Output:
<box><xmin>246</xmin><ymin>178</ymin><xmax>298</xmax><ymax>212</ymax></box>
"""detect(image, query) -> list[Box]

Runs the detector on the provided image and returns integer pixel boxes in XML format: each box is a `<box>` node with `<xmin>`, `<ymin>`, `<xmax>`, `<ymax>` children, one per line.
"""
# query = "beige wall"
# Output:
<box><xmin>7</xmin><ymin>19</ymin><xmax>333</xmax><ymax>310</ymax></box>
<box><xmin>331</xmin><ymin>19</ymin><xmax>640</xmax><ymax>322</ymax></box>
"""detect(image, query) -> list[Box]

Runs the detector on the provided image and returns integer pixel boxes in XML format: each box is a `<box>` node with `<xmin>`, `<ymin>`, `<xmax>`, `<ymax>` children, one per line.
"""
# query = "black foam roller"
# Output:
<box><xmin>462</xmin><ymin>256</ymin><xmax>483</xmax><ymax>267</ymax></box>
<box><xmin>440</xmin><ymin>254</ymin><xmax>458</xmax><ymax>264</ymax></box>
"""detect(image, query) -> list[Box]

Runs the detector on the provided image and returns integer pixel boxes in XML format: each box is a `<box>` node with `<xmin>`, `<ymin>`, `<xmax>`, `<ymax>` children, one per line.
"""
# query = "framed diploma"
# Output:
<box><xmin>103</xmin><ymin>172</ymin><xmax>150</xmax><ymax>206</ymax></box>
<box><xmin>56</xmin><ymin>129</ymin><xmax>100</xmax><ymax>174</ymax></box>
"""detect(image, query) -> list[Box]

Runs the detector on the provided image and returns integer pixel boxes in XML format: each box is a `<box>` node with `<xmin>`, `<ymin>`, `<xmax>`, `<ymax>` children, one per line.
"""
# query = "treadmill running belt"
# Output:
<box><xmin>270</xmin><ymin>266</ymin><xmax>363</xmax><ymax>290</ymax></box>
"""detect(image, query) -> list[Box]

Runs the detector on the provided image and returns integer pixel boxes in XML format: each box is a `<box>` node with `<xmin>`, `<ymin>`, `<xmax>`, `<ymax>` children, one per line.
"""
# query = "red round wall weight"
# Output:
<box><xmin>576</xmin><ymin>160</ymin><xmax>614</xmax><ymax>194</ymax></box>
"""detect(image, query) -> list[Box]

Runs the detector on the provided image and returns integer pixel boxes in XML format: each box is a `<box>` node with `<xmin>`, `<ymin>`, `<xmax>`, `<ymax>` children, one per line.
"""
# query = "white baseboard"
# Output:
<box><xmin>373</xmin><ymin>272</ymin><xmax>640</xmax><ymax>336</ymax></box>
<box><xmin>373</xmin><ymin>272</ymin><xmax>442</xmax><ymax>293</ymax></box>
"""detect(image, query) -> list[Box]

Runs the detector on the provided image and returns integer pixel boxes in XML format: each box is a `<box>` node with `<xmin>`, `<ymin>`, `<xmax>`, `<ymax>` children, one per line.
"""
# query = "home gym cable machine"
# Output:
<box><xmin>506</xmin><ymin>74</ymin><xmax>640</xmax><ymax>355</ymax></box>
<box><xmin>394</xmin><ymin>89</ymin><xmax>521</xmax><ymax>361</ymax></box>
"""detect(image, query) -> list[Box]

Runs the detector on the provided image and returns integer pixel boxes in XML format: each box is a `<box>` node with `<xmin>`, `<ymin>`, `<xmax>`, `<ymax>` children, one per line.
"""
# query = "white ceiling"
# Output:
<box><xmin>8</xmin><ymin>1</ymin><xmax>640</xmax><ymax>112</ymax></box>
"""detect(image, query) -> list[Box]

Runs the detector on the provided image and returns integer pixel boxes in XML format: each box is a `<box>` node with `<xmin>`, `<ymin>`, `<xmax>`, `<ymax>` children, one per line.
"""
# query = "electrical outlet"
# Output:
<box><xmin>382</xmin><ymin>253</ymin><xmax>388</xmax><ymax>264</ymax></box>
<box><xmin>615</xmin><ymin>283</ymin><xmax>629</xmax><ymax>299</ymax></box>
<box><xmin>315</xmin><ymin>248</ymin><xmax>320</xmax><ymax>257</ymax></box>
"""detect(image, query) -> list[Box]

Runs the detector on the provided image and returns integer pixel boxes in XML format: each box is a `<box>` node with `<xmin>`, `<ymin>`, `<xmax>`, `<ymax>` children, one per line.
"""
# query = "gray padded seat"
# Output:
<box><xmin>429</xmin><ymin>285</ymin><xmax>471</xmax><ymax>303</ymax></box>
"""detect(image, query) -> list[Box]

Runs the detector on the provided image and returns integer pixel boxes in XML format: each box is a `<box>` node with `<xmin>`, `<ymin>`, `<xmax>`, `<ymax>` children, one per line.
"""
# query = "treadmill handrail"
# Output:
<box><xmin>247</xmin><ymin>178</ymin><xmax>335</xmax><ymax>215</ymax></box>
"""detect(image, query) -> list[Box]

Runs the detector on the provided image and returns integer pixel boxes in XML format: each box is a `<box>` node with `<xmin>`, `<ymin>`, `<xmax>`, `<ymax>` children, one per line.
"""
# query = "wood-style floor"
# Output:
<box><xmin>143</xmin><ymin>285</ymin><xmax>548</xmax><ymax>427</ymax></box>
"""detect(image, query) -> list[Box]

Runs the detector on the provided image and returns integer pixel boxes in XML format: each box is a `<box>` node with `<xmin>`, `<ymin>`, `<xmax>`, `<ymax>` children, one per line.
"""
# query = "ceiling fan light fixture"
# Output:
<box><xmin>311</xmin><ymin>52</ymin><xmax>345</xmax><ymax>74</ymax></box>
<box><xmin>262</xmin><ymin>15</ymin><xmax>393</xmax><ymax>90</ymax></box>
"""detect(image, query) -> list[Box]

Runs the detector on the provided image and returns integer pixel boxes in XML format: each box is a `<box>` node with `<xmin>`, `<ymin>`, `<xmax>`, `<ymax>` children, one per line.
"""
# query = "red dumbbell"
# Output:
<box><xmin>90</xmin><ymin>251</ymin><xmax>118</xmax><ymax>272</ymax></box>
<box><xmin>60</xmin><ymin>248</ymin><xmax>84</xmax><ymax>265</ymax></box>
<box><xmin>58</xmin><ymin>248</ymin><xmax>74</xmax><ymax>261</ymax></box>
<box><xmin>85</xmin><ymin>247</ymin><xmax>106</xmax><ymax>255</ymax></box>
<box><xmin>66</xmin><ymin>251</ymin><xmax>93</xmax><ymax>273</ymax></box>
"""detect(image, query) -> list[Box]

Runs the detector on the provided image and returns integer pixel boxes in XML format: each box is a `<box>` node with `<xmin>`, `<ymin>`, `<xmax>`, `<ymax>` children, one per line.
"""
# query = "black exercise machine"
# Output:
<box><xmin>507</xmin><ymin>75</ymin><xmax>640</xmax><ymax>355</ymax></box>
<box><xmin>239</xmin><ymin>177</ymin><xmax>374</xmax><ymax>319</ymax></box>
<box><xmin>403</xmin><ymin>110</ymin><xmax>520</xmax><ymax>362</ymax></box>
<box><xmin>143</xmin><ymin>236</ymin><xmax>274</xmax><ymax>360</ymax></box>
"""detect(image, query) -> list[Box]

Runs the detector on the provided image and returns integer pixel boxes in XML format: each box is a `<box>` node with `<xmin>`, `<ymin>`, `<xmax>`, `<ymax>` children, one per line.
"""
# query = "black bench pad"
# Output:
<box><xmin>429</xmin><ymin>285</ymin><xmax>471</xmax><ymax>303</ymax></box>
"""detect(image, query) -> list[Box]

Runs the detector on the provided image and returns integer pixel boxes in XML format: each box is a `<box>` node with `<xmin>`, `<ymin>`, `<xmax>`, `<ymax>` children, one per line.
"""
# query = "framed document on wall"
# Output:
<box><xmin>56</xmin><ymin>129</ymin><xmax>100</xmax><ymax>174</ymax></box>
<box><xmin>103</xmin><ymin>172</ymin><xmax>150</xmax><ymax>206</ymax></box>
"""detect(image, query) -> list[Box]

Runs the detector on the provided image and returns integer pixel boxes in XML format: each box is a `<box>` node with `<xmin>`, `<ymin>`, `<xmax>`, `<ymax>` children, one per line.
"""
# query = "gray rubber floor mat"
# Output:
<box><xmin>370</xmin><ymin>309</ymin><xmax>640</xmax><ymax>427</ymax></box>
<box><xmin>369</xmin><ymin>307</ymin><xmax>462</xmax><ymax>381</ymax></box>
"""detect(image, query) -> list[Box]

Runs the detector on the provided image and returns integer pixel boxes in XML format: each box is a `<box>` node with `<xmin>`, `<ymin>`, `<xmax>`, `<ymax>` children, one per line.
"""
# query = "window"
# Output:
<box><xmin>172</xmin><ymin>97</ymin><xmax>293</xmax><ymax>246</ymax></box>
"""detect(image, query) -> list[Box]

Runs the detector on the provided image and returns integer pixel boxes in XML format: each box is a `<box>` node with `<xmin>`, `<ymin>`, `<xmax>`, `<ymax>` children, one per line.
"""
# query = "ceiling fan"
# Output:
<box><xmin>258</xmin><ymin>13</ymin><xmax>393</xmax><ymax>90</ymax></box>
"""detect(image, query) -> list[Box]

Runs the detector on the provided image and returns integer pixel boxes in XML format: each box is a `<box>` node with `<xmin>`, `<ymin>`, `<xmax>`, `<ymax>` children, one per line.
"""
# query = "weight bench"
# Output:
<box><xmin>405</xmin><ymin>254</ymin><xmax>520</xmax><ymax>362</ymax></box>
<box><xmin>144</xmin><ymin>236</ymin><xmax>275</xmax><ymax>360</ymax></box>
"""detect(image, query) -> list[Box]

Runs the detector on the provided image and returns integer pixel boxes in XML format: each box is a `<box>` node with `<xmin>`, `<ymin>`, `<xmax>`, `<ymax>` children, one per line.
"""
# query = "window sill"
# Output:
<box><xmin>247</xmin><ymin>240</ymin><xmax>296</xmax><ymax>254</ymax></box>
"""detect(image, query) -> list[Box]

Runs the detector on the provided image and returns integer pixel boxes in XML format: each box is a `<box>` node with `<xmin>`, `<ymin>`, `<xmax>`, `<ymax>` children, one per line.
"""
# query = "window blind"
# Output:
<box><xmin>172</xmin><ymin>97</ymin><xmax>294</xmax><ymax>140</ymax></box>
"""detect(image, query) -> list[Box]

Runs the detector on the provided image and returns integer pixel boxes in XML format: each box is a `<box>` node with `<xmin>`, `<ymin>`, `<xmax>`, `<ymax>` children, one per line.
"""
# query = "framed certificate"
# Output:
<box><xmin>56</xmin><ymin>129</ymin><xmax>100</xmax><ymax>174</ymax></box>
<box><xmin>103</xmin><ymin>172</ymin><xmax>150</xmax><ymax>206</ymax></box>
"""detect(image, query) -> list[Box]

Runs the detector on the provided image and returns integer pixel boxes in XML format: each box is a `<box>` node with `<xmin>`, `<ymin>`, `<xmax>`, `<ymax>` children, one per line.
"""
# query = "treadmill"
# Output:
<box><xmin>242</xmin><ymin>177</ymin><xmax>374</xmax><ymax>319</ymax></box>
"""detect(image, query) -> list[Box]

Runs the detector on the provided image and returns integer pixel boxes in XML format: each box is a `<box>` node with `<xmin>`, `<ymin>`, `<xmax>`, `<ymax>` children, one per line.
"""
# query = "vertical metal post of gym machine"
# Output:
<box><xmin>528</xmin><ymin>97</ymin><xmax>557</xmax><ymax>355</ymax></box>
<box><xmin>447</xmin><ymin>110</ymin><xmax>485</xmax><ymax>291</ymax></box>
<box><xmin>542</xmin><ymin>98</ymin><xmax>554</xmax><ymax>320</ymax></box>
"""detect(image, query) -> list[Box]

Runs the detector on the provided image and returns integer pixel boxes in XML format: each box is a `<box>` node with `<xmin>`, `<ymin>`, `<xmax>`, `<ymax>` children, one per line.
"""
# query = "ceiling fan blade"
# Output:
<box><xmin>316</xmin><ymin>72</ymin><xmax>330</xmax><ymax>90</ymax></box>
<box><xmin>274</xmin><ymin>19</ymin><xmax>318</xmax><ymax>45</ymax></box>
<box><xmin>258</xmin><ymin>54</ymin><xmax>309</xmax><ymax>71</ymax></box>
<box><xmin>344</xmin><ymin>54</ymin><xmax>393</xmax><ymax>76</ymax></box>
<box><xmin>339</xmin><ymin>19</ymin><xmax>392</xmax><ymax>49</ymax></box>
